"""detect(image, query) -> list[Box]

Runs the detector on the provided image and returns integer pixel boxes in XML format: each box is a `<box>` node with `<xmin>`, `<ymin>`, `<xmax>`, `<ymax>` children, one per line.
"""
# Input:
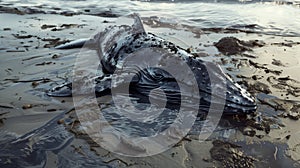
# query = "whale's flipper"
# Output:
<box><xmin>55</xmin><ymin>38</ymin><xmax>89</xmax><ymax>49</ymax></box>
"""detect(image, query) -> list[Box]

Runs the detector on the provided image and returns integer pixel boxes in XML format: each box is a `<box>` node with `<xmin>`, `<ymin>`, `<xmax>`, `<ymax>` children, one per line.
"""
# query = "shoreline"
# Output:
<box><xmin>1</xmin><ymin>12</ymin><xmax>300</xmax><ymax>167</ymax></box>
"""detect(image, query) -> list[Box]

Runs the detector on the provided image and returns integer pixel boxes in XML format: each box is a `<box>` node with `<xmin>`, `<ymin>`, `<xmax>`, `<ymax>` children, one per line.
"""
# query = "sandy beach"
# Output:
<box><xmin>1</xmin><ymin>1</ymin><xmax>300</xmax><ymax>167</ymax></box>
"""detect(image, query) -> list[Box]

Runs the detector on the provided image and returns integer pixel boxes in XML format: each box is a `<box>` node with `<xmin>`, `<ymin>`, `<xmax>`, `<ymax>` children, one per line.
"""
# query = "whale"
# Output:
<box><xmin>0</xmin><ymin>14</ymin><xmax>259</xmax><ymax>168</ymax></box>
<box><xmin>48</xmin><ymin>14</ymin><xmax>257</xmax><ymax>115</ymax></box>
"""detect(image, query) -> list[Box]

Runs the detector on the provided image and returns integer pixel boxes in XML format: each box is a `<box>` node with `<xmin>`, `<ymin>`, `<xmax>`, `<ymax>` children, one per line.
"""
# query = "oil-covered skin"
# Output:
<box><xmin>48</xmin><ymin>14</ymin><xmax>257</xmax><ymax>115</ymax></box>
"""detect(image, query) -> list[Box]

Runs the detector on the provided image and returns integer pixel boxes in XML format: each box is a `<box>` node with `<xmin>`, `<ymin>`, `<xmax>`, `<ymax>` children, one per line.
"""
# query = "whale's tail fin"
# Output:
<box><xmin>130</xmin><ymin>13</ymin><xmax>146</xmax><ymax>35</ymax></box>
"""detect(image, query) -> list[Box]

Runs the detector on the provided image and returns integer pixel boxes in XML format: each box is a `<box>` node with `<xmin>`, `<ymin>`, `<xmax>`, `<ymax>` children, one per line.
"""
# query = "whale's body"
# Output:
<box><xmin>49</xmin><ymin>14</ymin><xmax>257</xmax><ymax>115</ymax></box>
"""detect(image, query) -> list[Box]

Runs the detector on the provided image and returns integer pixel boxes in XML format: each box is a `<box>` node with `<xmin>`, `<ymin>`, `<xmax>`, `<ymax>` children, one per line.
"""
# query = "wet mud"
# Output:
<box><xmin>0</xmin><ymin>12</ymin><xmax>300</xmax><ymax>167</ymax></box>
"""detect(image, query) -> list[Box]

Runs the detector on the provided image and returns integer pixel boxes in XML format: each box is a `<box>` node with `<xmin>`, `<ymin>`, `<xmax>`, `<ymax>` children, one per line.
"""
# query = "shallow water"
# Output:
<box><xmin>1</xmin><ymin>0</ymin><xmax>300</xmax><ymax>36</ymax></box>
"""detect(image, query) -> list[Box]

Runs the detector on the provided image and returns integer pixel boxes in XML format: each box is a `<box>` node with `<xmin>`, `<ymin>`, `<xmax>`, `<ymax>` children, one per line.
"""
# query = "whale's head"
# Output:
<box><xmin>207</xmin><ymin>62</ymin><xmax>257</xmax><ymax>115</ymax></box>
<box><xmin>127</xmin><ymin>53</ymin><xmax>257</xmax><ymax>116</ymax></box>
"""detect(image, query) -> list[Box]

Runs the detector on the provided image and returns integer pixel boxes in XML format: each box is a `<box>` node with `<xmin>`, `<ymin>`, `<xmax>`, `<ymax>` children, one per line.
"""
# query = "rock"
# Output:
<box><xmin>22</xmin><ymin>104</ymin><xmax>33</xmax><ymax>109</ymax></box>
<box><xmin>214</xmin><ymin>37</ymin><xmax>265</xmax><ymax>55</ymax></box>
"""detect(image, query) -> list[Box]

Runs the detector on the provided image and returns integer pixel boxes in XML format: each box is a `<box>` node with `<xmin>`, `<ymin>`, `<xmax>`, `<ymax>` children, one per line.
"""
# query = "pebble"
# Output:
<box><xmin>22</xmin><ymin>104</ymin><xmax>32</xmax><ymax>109</ymax></box>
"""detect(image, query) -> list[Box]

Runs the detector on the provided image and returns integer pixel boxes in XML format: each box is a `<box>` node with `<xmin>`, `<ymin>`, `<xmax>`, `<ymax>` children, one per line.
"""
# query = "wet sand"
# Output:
<box><xmin>1</xmin><ymin>12</ymin><xmax>300</xmax><ymax>167</ymax></box>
